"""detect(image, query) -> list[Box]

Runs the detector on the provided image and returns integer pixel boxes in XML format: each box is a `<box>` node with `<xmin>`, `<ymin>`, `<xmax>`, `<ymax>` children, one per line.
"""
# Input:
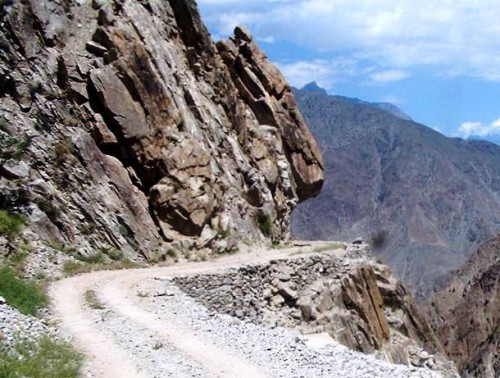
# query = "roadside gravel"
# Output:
<box><xmin>0</xmin><ymin>303</ymin><xmax>60</xmax><ymax>349</ymax></box>
<box><xmin>130</xmin><ymin>278</ymin><xmax>439</xmax><ymax>378</ymax></box>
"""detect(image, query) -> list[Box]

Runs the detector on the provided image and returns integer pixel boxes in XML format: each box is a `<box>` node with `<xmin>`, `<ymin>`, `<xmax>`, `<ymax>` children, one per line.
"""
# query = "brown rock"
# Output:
<box><xmin>341</xmin><ymin>265</ymin><xmax>390</xmax><ymax>348</ymax></box>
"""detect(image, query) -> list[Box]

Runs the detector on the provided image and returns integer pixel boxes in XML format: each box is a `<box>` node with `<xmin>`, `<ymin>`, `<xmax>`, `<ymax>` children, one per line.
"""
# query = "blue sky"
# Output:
<box><xmin>197</xmin><ymin>0</ymin><xmax>500</xmax><ymax>138</ymax></box>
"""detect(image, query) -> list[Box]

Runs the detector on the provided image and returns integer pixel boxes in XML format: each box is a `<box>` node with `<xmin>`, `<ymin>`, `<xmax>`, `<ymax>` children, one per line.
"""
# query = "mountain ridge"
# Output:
<box><xmin>298</xmin><ymin>82</ymin><xmax>413</xmax><ymax>121</ymax></box>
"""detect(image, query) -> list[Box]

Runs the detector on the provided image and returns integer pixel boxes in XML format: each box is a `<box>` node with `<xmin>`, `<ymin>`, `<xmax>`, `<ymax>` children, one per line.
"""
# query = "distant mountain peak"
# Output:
<box><xmin>467</xmin><ymin>134</ymin><xmax>500</xmax><ymax>146</ymax></box>
<box><xmin>297</xmin><ymin>84</ymin><xmax>412</xmax><ymax>121</ymax></box>
<box><xmin>301</xmin><ymin>81</ymin><xmax>328</xmax><ymax>95</ymax></box>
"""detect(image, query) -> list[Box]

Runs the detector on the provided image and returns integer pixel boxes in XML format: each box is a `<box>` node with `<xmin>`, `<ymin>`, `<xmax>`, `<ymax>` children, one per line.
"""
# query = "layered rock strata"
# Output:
<box><xmin>0</xmin><ymin>0</ymin><xmax>323</xmax><ymax>260</ymax></box>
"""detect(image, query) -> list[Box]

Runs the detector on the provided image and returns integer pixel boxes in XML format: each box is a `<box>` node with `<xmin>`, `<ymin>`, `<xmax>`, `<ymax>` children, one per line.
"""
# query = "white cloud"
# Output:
<box><xmin>275</xmin><ymin>58</ymin><xmax>358</xmax><ymax>90</ymax></box>
<box><xmin>369</xmin><ymin>70</ymin><xmax>410</xmax><ymax>83</ymax></box>
<box><xmin>198</xmin><ymin>0</ymin><xmax>500</xmax><ymax>82</ymax></box>
<box><xmin>457</xmin><ymin>118</ymin><xmax>500</xmax><ymax>138</ymax></box>
<box><xmin>258</xmin><ymin>36</ymin><xmax>275</xmax><ymax>44</ymax></box>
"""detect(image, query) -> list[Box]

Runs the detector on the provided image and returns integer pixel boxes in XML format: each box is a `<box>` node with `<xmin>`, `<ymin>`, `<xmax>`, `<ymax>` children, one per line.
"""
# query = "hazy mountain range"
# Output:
<box><xmin>291</xmin><ymin>83</ymin><xmax>500</xmax><ymax>299</ymax></box>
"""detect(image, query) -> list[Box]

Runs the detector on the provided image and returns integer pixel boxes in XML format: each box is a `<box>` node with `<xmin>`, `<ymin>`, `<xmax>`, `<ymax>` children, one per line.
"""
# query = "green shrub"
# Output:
<box><xmin>80</xmin><ymin>223</ymin><xmax>96</xmax><ymax>235</ymax></box>
<box><xmin>258</xmin><ymin>213</ymin><xmax>273</xmax><ymax>236</ymax></box>
<box><xmin>0</xmin><ymin>266</ymin><xmax>47</xmax><ymax>315</ymax></box>
<box><xmin>0</xmin><ymin>337</ymin><xmax>82</xmax><ymax>378</ymax></box>
<box><xmin>8</xmin><ymin>250</ymin><xmax>29</xmax><ymax>272</ymax></box>
<box><xmin>106</xmin><ymin>248</ymin><xmax>124</xmax><ymax>261</ymax></box>
<box><xmin>119</xmin><ymin>225</ymin><xmax>130</xmax><ymax>238</ymax></box>
<box><xmin>35</xmin><ymin>199</ymin><xmax>61</xmax><ymax>223</ymax></box>
<box><xmin>52</xmin><ymin>141</ymin><xmax>74</xmax><ymax>164</ymax></box>
<box><xmin>0</xmin><ymin>132</ymin><xmax>32</xmax><ymax>166</ymax></box>
<box><xmin>0</xmin><ymin>210</ymin><xmax>25</xmax><ymax>239</ymax></box>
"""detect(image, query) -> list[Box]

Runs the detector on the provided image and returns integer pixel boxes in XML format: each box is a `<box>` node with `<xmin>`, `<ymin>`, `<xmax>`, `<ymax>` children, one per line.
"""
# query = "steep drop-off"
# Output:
<box><xmin>0</xmin><ymin>0</ymin><xmax>323</xmax><ymax>261</ymax></box>
<box><xmin>291</xmin><ymin>86</ymin><xmax>500</xmax><ymax>299</ymax></box>
<box><xmin>425</xmin><ymin>235</ymin><xmax>500</xmax><ymax>378</ymax></box>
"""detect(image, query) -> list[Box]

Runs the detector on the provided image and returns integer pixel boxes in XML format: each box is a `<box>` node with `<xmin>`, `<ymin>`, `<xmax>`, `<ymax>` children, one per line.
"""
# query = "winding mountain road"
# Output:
<box><xmin>49</xmin><ymin>244</ymin><xmax>321</xmax><ymax>377</ymax></box>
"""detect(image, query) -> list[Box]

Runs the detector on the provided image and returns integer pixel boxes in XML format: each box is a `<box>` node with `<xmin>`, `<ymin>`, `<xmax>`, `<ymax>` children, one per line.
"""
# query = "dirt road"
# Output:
<box><xmin>49</xmin><ymin>242</ymin><xmax>328</xmax><ymax>377</ymax></box>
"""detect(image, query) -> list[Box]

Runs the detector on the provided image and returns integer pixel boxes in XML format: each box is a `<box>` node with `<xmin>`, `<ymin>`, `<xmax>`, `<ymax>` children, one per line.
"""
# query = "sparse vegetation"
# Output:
<box><xmin>8</xmin><ymin>249</ymin><xmax>29</xmax><ymax>272</ymax></box>
<box><xmin>84</xmin><ymin>290</ymin><xmax>105</xmax><ymax>310</ymax></box>
<box><xmin>106</xmin><ymin>247</ymin><xmax>124</xmax><ymax>262</ymax></box>
<box><xmin>78</xmin><ymin>251</ymin><xmax>105</xmax><ymax>264</ymax></box>
<box><xmin>0</xmin><ymin>337</ymin><xmax>82</xmax><ymax>378</ymax></box>
<box><xmin>0</xmin><ymin>266</ymin><xmax>48</xmax><ymax>315</ymax></box>
<box><xmin>52</xmin><ymin>140</ymin><xmax>75</xmax><ymax>164</ymax></box>
<box><xmin>148</xmin><ymin>249</ymin><xmax>167</xmax><ymax>264</ymax></box>
<box><xmin>119</xmin><ymin>225</ymin><xmax>131</xmax><ymax>238</ymax></box>
<box><xmin>312</xmin><ymin>243</ymin><xmax>344</xmax><ymax>253</ymax></box>
<box><xmin>80</xmin><ymin>223</ymin><xmax>96</xmax><ymax>235</ymax></box>
<box><xmin>62</xmin><ymin>258</ymin><xmax>142</xmax><ymax>276</ymax></box>
<box><xmin>0</xmin><ymin>210</ymin><xmax>26</xmax><ymax>239</ymax></box>
<box><xmin>64</xmin><ymin>116</ymin><xmax>79</xmax><ymax>127</ymax></box>
<box><xmin>258</xmin><ymin>213</ymin><xmax>273</xmax><ymax>237</ymax></box>
<box><xmin>46</xmin><ymin>242</ymin><xmax>76</xmax><ymax>255</ymax></box>
<box><xmin>215</xmin><ymin>226</ymin><xmax>231</xmax><ymax>238</ymax></box>
<box><xmin>0</xmin><ymin>132</ymin><xmax>33</xmax><ymax>166</ymax></box>
<box><xmin>165</xmin><ymin>248</ymin><xmax>178</xmax><ymax>259</ymax></box>
<box><xmin>35</xmin><ymin>198</ymin><xmax>61</xmax><ymax>223</ymax></box>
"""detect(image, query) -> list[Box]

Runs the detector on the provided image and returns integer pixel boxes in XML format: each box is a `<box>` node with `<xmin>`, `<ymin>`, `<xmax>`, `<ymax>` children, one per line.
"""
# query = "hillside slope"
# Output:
<box><xmin>291</xmin><ymin>88</ymin><xmax>500</xmax><ymax>299</ymax></box>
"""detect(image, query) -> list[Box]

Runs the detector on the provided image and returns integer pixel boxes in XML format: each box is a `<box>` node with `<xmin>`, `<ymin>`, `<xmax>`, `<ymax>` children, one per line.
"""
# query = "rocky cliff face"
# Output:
<box><xmin>425</xmin><ymin>235</ymin><xmax>500</xmax><ymax>378</ymax></box>
<box><xmin>0</xmin><ymin>0</ymin><xmax>323</xmax><ymax>260</ymax></box>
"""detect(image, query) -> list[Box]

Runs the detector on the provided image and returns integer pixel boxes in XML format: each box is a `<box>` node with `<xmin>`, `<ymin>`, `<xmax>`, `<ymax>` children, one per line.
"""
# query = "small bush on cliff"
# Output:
<box><xmin>0</xmin><ymin>131</ymin><xmax>32</xmax><ymax>166</ymax></box>
<box><xmin>52</xmin><ymin>140</ymin><xmax>75</xmax><ymax>164</ymax></box>
<box><xmin>0</xmin><ymin>210</ymin><xmax>25</xmax><ymax>239</ymax></box>
<box><xmin>0</xmin><ymin>337</ymin><xmax>81</xmax><ymax>378</ymax></box>
<box><xmin>35</xmin><ymin>199</ymin><xmax>61</xmax><ymax>223</ymax></box>
<box><xmin>0</xmin><ymin>266</ymin><xmax>47</xmax><ymax>315</ymax></box>
<box><xmin>258</xmin><ymin>214</ymin><xmax>273</xmax><ymax>236</ymax></box>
